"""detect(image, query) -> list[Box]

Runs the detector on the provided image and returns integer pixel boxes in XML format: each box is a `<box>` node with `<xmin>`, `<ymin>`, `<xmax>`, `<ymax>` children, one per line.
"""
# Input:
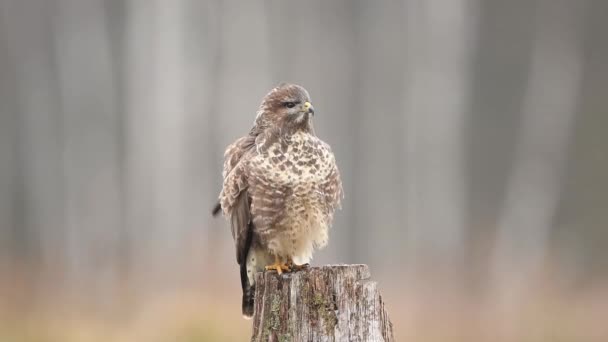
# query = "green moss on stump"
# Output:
<box><xmin>312</xmin><ymin>292</ymin><xmax>338</xmax><ymax>335</ymax></box>
<box><xmin>263</xmin><ymin>294</ymin><xmax>283</xmax><ymax>340</ymax></box>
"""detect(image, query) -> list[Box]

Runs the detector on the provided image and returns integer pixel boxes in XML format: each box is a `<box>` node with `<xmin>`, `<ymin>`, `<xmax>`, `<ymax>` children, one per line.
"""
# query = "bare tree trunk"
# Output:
<box><xmin>492</xmin><ymin>0</ymin><xmax>585</xmax><ymax>296</ymax></box>
<box><xmin>53</xmin><ymin>0</ymin><xmax>122</xmax><ymax>307</ymax></box>
<box><xmin>403</xmin><ymin>0</ymin><xmax>478</xmax><ymax>276</ymax></box>
<box><xmin>0</xmin><ymin>0</ymin><xmax>65</xmax><ymax>301</ymax></box>
<box><xmin>251</xmin><ymin>265</ymin><xmax>394</xmax><ymax>342</ymax></box>
<box><xmin>124</xmin><ymin>0</ymin><xmax>188</xmax><ymax>291</ymax></box>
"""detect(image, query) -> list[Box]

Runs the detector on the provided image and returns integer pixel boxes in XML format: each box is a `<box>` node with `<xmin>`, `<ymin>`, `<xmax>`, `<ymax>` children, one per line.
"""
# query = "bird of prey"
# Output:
<box><xmin>212</xmin><ymin>83</ymin><xmax>343</xmax><ymax>318</ymax></box>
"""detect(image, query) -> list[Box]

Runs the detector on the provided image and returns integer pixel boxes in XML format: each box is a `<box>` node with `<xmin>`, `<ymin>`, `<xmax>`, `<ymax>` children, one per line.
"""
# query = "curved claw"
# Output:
<box><xmin>265</xmin><ymin>255</ymin><xmax>291</xmax><ymax>275</ymax></box>
<box><xmin>265</xmin><ymin>262</ymin><xmax>291</xmax><ymax>275</ymax></box>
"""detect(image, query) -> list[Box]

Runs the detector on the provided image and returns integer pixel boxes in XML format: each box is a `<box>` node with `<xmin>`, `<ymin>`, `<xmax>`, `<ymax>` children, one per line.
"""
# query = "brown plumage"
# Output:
<box><xmin>214</xmin><ymin>83</ymin><xmax>343</xmax><ymax>318</ymax></box>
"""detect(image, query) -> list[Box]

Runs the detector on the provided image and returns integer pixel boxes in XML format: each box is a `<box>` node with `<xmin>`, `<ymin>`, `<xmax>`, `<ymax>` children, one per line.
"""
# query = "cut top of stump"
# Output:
<box><xmin>251</xmin><ymin>264</ymin><xmax>394</xmax><ymax>342</ymax></box>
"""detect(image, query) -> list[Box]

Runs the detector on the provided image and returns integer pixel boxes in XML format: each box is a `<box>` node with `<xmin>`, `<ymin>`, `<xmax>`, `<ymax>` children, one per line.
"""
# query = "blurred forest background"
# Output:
<box><xmin>1</xmin><ymin>0</ymin><xmax>607</xmax><ymax>341</ymax></box>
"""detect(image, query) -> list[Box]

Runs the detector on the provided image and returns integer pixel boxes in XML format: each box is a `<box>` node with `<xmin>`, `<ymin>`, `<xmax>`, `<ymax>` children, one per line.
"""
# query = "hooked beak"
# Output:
<box><xmin>302</xmin><ymin>101</ymin><xmax>315</xmax><ymax>115</ymax></box>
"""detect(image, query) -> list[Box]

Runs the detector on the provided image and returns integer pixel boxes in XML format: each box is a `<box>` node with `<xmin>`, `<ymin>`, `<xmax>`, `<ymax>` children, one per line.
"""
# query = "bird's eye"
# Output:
<box><xmin>283</xmin><ymin>102</ymin><xmax>297</xmax><ymax>108</ymax></box>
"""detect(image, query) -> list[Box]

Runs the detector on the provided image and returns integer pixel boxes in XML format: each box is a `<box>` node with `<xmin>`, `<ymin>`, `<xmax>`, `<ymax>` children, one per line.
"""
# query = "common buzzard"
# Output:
<box><xmin>213</xmin><ymin>83</ymin><xmax>343</xmax><ymax>318</ymax></box>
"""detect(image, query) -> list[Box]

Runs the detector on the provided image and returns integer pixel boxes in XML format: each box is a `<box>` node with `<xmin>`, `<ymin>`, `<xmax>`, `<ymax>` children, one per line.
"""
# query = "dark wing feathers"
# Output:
<box><xmin>219</xmin><ymin>133</ymin><xmax>257</xmax><ymax>264</ymax></box>
<box><xmin>217</xmin><ymin>132</ymin><xmax>259</xmax><ymax>318</ymax></box>
<box><xmin>232</xmin><ymin>191</ymin><xmax>252</xmax><ymax>264</ymax></box>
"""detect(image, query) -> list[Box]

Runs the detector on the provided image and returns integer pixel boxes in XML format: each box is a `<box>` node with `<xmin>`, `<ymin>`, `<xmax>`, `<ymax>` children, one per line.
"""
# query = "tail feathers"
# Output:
<box><xmin>240</xmin><ymin>269</ymin><xmax>255</xmax><ymax>319</ymax></box>
<box><xmin>240</xmin><ymin>257</ymin><xmax>255</xmax><ymax>319</ymax></box>
<box><xmin>242</xmin><ymin>285</ymin><xmax>255</xmax><ymax>319</ymax></box>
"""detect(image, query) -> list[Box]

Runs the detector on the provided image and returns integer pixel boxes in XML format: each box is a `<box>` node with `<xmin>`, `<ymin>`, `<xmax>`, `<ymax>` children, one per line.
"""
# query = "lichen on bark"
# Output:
<box><xmin>251</xmin><ymin>264</ymin><xmax>394</xmax><ymax>342</ymax></box>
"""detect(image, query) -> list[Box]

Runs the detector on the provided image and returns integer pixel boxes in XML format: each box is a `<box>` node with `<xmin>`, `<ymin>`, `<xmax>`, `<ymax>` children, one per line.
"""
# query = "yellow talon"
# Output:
<box><xmin>265</xmin><ymin>255</ymin><xmax>291</xmax><ymax>275</ymax></box>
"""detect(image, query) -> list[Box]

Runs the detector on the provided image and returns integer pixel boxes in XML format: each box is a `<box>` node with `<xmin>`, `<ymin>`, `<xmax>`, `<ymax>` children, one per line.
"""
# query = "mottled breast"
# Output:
<box><xmin>248</xmin><ymin>131</ymin><xmax>336</xmax><ymax>261</ymax></box>
<box><xmin>254</xmin><ymin>132</ymin><xmax>334</xmax><ymax>186</ymax></box>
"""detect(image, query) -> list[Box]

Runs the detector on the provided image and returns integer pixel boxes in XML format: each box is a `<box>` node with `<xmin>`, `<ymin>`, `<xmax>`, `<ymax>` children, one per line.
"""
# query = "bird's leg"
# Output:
<box><xmin>286</xmin><ymin>257</ymin><xmax>309</xmax><ymax>271</ymax></box>
<box><xmin>265</xmin><ymin>254</ymin><xmax>291</xmax><ymax>275</ymax></box>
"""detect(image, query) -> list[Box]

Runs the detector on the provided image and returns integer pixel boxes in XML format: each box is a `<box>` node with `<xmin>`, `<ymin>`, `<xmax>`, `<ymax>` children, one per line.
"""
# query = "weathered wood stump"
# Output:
<box><xmin>251</xmin><ymin>264</ymin><xmax>394</xmax><ymax>342</ymax></box>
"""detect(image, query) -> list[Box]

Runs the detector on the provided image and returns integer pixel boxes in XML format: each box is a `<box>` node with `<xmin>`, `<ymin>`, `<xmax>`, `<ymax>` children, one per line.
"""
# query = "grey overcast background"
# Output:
<box><xmin>0</xmin><ymin>0</ymin><xmax>607</xmax><ymax>341</ymax></box>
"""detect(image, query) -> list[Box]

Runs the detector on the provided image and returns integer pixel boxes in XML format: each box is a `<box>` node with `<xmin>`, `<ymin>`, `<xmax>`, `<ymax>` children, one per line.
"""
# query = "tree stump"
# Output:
<box><xmin>251</xmin><ymin>264</ymin><xmax>394</xmax><ymax>342</ymax></box>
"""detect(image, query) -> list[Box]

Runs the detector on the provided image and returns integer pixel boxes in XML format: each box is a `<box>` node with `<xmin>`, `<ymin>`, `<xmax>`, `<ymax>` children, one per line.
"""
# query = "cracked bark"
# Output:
<box><xmin>251</xmin><ymin>264</ymin><xmax>394</xmax><ymax>342</ymax></box>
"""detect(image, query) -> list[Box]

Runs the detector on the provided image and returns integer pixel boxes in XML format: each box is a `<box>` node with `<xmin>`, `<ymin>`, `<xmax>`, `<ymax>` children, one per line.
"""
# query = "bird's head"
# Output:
<box><xmin>255</xmin><ymin>83</ymin><xmax>315</xmax><ymax>133</ymax></box>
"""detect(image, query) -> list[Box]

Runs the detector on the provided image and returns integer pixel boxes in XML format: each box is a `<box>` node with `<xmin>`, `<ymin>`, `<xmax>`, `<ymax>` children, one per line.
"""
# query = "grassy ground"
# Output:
<box><xmin>1</xmin><ymin>266</ymin><xmax>606</xmax><ymax>342</ymax></box>
<box><xmin>1</xmin><ymin>288</ymin><xmax>607</xmax><ymax>342</ymax></box>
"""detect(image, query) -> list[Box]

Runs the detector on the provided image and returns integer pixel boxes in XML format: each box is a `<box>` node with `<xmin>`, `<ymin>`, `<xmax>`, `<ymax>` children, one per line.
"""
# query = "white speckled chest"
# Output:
<box><xmin>249</xmin><ymin>131</ymin><xmax>335</xmax><ymax>261</ymax></box>
<box><xmin>253</xmin><ymin>131</ymin><xmax>334</xmax><ymax>187</ymax></box>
